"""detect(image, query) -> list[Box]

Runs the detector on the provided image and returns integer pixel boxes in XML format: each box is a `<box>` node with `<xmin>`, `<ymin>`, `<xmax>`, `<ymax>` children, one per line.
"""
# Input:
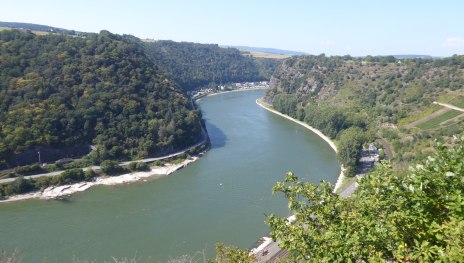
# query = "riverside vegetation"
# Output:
<box><xmin>142</xmin><ymin>40</ymin><xmax>270</xmax><ymax>91</ymax></box>
<box><xmin>0</xmin><ymin>26</ymin><xmax>278</xmax><ymax>198</ymax></box>
<box><xmin>2</xmin><ymin>139</ymin><xmax>462</xmax><ymax>262</ymax></box>
<box><xmin>0</xmin><ymin>29</ymin><xmax>203</xmax><ymax>169</ymax></box>
<box><xmin>1</xmin><ymin>24</ymin><xmax>463</xmax><ymax>262</ymax></box>
<box><xmin>204</xmin><ymin>55</ymin><xmax>464</xmax><ymax>262</ymax></box>
<box><xmin>200</xmin><ymin>139</ymin><xmax>463</xmax><ymax>263</ymax></box>
<box><xmin>265</xmin><ymin>54</ymin><xmax>464</xmax><ymax>175</ymax></box>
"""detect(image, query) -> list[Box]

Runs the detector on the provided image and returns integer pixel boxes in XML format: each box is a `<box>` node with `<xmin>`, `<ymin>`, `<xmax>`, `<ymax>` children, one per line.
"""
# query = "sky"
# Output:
<box><xmin>1</xmin><ymin>0</ymin><xmax>463</xmax><ymax>56</ymax></box>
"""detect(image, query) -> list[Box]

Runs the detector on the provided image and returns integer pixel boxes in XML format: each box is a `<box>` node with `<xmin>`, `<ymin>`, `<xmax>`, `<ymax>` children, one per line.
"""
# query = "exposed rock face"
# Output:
<box><xmin>268</xmin><ymin>55</ymin><xmax>344</xmax><ymax>102</ymax></box>
<box><xmin>267</xmin><ymin>54</ymin><xmax>464</xmax><ymax>108</ymax></box>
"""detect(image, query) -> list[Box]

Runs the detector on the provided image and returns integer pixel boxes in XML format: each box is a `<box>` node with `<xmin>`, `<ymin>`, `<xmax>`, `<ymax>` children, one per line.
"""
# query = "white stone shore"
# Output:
<box><xmin>0</xmin><ymin>157</ymin><xmax>198</xmax><ymax>203</ymax></box>
<box><xmin>255</xmin><ymin>98</ymin><xmax>346</xmax><ymax>193</ymax></box>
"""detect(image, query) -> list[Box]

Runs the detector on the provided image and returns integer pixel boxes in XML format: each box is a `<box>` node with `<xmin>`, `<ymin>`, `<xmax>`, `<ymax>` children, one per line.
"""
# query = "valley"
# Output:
<box><xmin>0</xmin><ymin>8</ymin><xmax>463</xmax><ymax>261</ymax></box>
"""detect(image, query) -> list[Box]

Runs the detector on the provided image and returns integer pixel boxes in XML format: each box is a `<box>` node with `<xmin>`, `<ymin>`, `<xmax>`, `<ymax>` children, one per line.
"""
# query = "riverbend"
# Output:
<box><xmin>0</xmin><ymin>90</ymin><xmax>340</xmax><ymax>262</ymax></box>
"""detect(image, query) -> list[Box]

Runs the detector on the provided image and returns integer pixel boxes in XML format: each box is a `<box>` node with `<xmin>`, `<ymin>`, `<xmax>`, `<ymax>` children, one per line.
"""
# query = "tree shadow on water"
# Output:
<box><xmin>205</xmin><ymin>122</ymin><xmax>227</xmax><ymax>149</ymax></box>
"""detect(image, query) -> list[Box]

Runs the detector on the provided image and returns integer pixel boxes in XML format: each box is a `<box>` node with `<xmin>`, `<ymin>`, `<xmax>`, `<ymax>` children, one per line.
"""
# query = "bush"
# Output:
<box><xmin>268</xmin><ymin>138</ymin><xmax>464</xmax><ymax>262</ymax></box>
<box><xmin>0</xmin><ymin>172</ymin><xmax>18</xmax><ymax>179</ymax></box>
<box><xmin>127</xmin><ymin>162</ymin><xmax>137</xmax><ymax>171</ymax></box>
<box><xmin>188</xmin><ymin>147</ymin><xmax>196</xmax><ymax>155</ymax></box>
<box><xmin>100</xmin><ymin>160</ymin><xmax>123</xmax><ymax>175</ymax></box>
<box><xmin>58</xmin><ymin>169</ymin><xmax>85</xmax><ymax>185</ymax></box>
<box><xmin>135</xmin><ymin>162</ymin><xmax>150</xmax><ymax>171</ymax></box>
<box><xmin>84</xmin><ymin>169</ymin><xmax>97</xmax><ymax>180</ymax></box>
<box><xmin>153</xmin><ymin>160</ymin><xmax>163</xmax><ymax>166</ymax></box>
<box><xmin>32</xmin><ymin>176</ymin><xmax>54</xmax><ymax>189</ymax></box>
<box><xmin>13</xmin><ymin>164</ymin><xmax>45</xmax><ymax>176</ymax></box>
<box><xmin>3</xmin><ymin>176</ymin><xmax>35</xmax><ymax>196</ymax></box>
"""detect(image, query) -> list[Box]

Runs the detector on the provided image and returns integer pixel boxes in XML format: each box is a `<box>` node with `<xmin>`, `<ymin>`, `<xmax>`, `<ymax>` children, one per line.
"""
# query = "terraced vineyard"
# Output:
<box><xmin>416</xmin><ymin>109</ymin><xmax>463</xmax><ymax>130</ymax></box>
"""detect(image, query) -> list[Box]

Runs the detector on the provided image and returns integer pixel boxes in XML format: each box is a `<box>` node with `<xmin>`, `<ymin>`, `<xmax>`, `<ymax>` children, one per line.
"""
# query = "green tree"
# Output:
<box><xmin>267</xmin><ymin>138</ymin><xmax>464</xmax><ymax>262</ymax></box>
<box><xmin>58</xmin><ymin>168</ymin><xmax>85</xmax><ymax>184</ymax></box>
<box><xmin>100</xmin><ymin>160</ymin><xmax>121</xmax><ymax>175</ymax></box>
<box><xmin>214</xmin><ymin>243</ymin><xmax>254</xmax><ymax>263</ymax></box>
<box><xmin>135</xmin><ymin>162</ymin><xmax>150</xmax><ymax>171</ymax></box>
<box><xmin>0</xmin><ymin>29</ymin><xmax>203</xmax><ymax>169</ymax></box>
<box><xmin>3</xmin><ymin>176</ymin><xmax>34</xmax><ymax>195</ymax></box>
<box><xmin>337</xmin><ymin>127</ymin><xmax>366</xmax><ymax>176</ymax></box>
<box><xmin>127</xmin><ymin>162</ymin><xmax>137</xmax><ymax>171</ymax></box>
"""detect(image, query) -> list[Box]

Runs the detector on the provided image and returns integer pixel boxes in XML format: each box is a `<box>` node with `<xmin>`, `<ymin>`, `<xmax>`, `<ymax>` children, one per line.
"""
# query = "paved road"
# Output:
<box><xmin>433</xmin><ymin>101</ymin><xmax>464</xmax><ymax>113</ymax></box>
<box><xmin>338</xmin><ymin>180</ymin><xmax>357</xmax><ymax>198</ymax></box>
<box><xmin>0</xmin><ymin>123</ymin><xmax>208</xmax><ymax>185</ymax></box>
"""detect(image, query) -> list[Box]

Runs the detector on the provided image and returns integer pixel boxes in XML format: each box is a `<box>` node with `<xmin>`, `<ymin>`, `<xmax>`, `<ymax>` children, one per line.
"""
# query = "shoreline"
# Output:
<box><xmin>255</xmin><ymin>98</ymin><xmax>345</xmax><ymax>193</ymax></box>
<box><xmin>0</xmin><ymin>157</ymin><xmax>200</xmax><ymax>204</ymax></box>
<box><xmin>200</xmin><ymin>87</ymin><xmax>268</xmax><ymax>99</ymax></box>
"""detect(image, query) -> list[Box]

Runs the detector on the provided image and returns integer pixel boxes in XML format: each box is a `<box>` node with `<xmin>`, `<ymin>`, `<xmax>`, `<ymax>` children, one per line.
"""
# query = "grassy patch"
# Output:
<box><xmin>0</xmin><ymin>26</ymin><xmax>50</xmax><ymax>36</ymax></box>
<box><xmin>399</xmin><ymin>104</ymin><xmax>441</xmax><ymax>126</ymax></box>
<box><xmin>247</xmin><ymin>51</ymin><xmax>291</xmax><ymax>59</ymax></box>
<box><xmin>416</xmin><ymin>110</ymin><xmax>463</xmax><ymax>130</ymax></box>
<box><xmin>448</xmin><ymin>95</ymin><xmax>464</xmax><ymax>108</ymax></box>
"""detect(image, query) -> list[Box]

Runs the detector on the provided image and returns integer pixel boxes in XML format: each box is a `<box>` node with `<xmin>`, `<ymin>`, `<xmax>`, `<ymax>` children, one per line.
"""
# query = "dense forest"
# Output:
<box><xmin>266</xmin><ymin>54</ymin><xmax>464</xmax><ymax>174</ymax></box>
<box><xmin>0</xmin><ymin>29</ymin><xmax>203</xmax><ymax>169</ymax></box>
<box><xmin>143</xmin><ymin>40</ymin><xmax>266</xmax><ymax>91</ymax></box>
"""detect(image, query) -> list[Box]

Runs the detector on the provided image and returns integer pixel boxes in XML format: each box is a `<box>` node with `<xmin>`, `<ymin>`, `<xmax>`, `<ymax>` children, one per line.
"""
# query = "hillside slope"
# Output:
<box><xmin>143</xmin><ymin>40</ymin><xmax>264</xmax><ymax>91</ymax></box>
<box><xmin>266</xmin><ymin>54</ymin><xmax>464</xmax><ymax>168</ymax></box>
<box><xmin>0</xmin><ymin>30</ymin><xmax>202</xmax><ymax>168</ymax></box>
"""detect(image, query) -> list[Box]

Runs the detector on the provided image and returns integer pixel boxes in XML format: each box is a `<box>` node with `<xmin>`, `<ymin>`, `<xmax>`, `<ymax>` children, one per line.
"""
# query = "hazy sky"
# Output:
<box><xmin>1</xmin><ymin>0</ymin><xmax>463</xmax><ymax>56</ymax></box>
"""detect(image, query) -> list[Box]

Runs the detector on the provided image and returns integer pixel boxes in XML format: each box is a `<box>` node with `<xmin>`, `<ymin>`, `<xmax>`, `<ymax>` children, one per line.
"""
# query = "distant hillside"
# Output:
<box><xmin>0</xmin><ymin>29</ymin><xmax>202</xmax><ymax>168</ymax></box>
<box><xmin>266</xmin><ymin>54</ymin><xmax>464</xmax><ymax>171</ymax></box>
<box><xmin>0</xmin><ymin>22</ymin><xmax>275</xmax><ymax>91</ymax></box>
<box><xmin>0</xmin><ymin>21</ymin><xmax>83</xmax><ymax>35</ymax></box>
<box><xmin>227</xmin><ymin>45</ymin><xmax>306</xmax><ymax>56</ymax></box>
<box><xmin>143</xmin><ymin>40</ymin><xmax>265</xmax><ymax>91</ymax></box>
<box><xmin>393</xmin><ymin>54</ymin><xmax>433</xmax><ymax>59</ymax></box>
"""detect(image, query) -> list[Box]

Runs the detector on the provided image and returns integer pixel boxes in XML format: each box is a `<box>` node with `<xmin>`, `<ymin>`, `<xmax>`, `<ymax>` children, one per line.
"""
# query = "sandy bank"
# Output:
<box><xmin>255</xmin><ymin>98</ymin><xmax>345</xmax><ymax>193</ymax></box>
<box><xmin>0</xmin><ymin>157</ymin><xmax>198</xmax><ymax>203</ymax></box>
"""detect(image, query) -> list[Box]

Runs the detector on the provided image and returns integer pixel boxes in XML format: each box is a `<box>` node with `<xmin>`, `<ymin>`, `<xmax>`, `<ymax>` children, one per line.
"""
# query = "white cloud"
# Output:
<box><xmin>442</xmin><ymin>37</ymin><xmax>464</xmax><ymax>47</ymax></box>
<box><xmin>318</xmin><ymin>40</ymin><xmax>335</xmax><ymax>46</ymax></box>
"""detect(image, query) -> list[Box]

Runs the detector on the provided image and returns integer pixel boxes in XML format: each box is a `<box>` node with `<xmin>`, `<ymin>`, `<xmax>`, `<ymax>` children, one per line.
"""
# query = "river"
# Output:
<box><xmin>0</xmin><ymin>90</ymin><xmax>340</xmax><ymax>262</ymax></box>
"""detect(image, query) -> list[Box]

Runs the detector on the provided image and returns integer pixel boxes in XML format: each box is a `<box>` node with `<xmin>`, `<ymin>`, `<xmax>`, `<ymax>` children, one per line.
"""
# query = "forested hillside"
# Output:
<box><xmin>0</xmin><ymin>29</ymin><xmax>202</xmax><ymax>168</ymax></box>
<box><xmin>143</xmin><ymin>40</ymin><xmax>265</xmax><ymax>91</ymax></box>
<box><xmin>266</xmin><ymin>54</ymin><xmax>464</xmax><ymax>173</ymax></box>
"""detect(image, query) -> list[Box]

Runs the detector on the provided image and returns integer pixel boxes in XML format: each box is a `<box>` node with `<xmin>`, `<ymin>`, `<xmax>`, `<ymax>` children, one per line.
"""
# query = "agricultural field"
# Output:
<box><xmin>448</xmin><ymin>95</ymin><xmax>464</xmax><ymax>108</ymax></box>
<box><xmin>0</xmin><ymin>26</ymin><xmax>50</xmax><ymax>35</ymax></box>
<box><xmin>416</xmin><ymin>109</ymin><xmax>463</xmax><ymax>130</ymax></box>
<box><xmin>243</xmin><ymin>51</ymin><xmax>291</xmax><ymax>59</ymax></box>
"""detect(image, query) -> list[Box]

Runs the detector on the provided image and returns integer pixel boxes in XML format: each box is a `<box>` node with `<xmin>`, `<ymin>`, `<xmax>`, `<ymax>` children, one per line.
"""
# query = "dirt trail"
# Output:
<box><xmin>405</xmin><ymin>107</ymin><xmax>450</xmax><ymax>129</ymax></box>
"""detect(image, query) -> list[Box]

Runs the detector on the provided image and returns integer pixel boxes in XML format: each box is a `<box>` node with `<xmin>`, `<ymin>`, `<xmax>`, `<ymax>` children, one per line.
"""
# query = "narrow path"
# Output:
<box><xmin>0</xmin><ymin>118</ymin><xmax>208</xmax><ymax>185</ymax></box>
<box><xmin>433</xmin><ymin>101</ymin><xmax>464</xmax><ymax>112</ymax></box>
<box><xmin>404</xmin><ymin>107</ymin><xmax>450</xmax><ymax>129</ymax></box>
<box><xmin>375</xmin><ymin>135</ymin><xmax>393</xmax><ymax>160</ymax></box>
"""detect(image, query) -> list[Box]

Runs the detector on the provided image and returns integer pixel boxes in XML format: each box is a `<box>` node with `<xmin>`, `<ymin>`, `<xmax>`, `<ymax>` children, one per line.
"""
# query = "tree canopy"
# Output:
<box><xmin>143</xmin><ymin>40</ymin><xmax>265</xmax><ymax>91</ymax></box>
<box><xmin>0</xmin><ymin>29</ymin><xmax>202</xmax><ymax>168</ymax></box>
<box><xmin>266</xmin><ymin>54</ymin><xmax>464</xmax><ymax>168</ymax></box>
<box><xmin>268</xmin><ymin>137</ymin><xmax>464</xmax><ymax>262</ymax></box>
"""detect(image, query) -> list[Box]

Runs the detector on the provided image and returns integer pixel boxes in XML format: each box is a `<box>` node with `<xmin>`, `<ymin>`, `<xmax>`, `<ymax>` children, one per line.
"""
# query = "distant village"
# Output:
<box><xmin>191</xmin><ymin>81</ymin><xmax>269</xmax><ymax>100</ymax></box>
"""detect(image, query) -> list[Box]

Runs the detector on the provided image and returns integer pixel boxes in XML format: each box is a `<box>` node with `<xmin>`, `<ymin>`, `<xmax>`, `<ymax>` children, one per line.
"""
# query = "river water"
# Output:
<box><xmin>0</xmin><ymin>90</ymin><xmax>340</xmax><ymax>262</ymax></box>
